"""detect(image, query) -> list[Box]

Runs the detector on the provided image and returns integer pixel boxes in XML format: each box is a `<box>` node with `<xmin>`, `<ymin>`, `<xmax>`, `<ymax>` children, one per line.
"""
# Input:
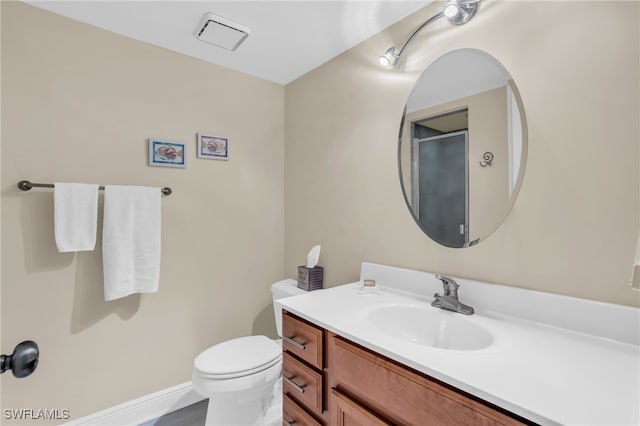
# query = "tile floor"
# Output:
<box><xmin>139</xmin><ymin>378</ymin><xmax>283</xmax><ymax>425</ymax></box>
<box><xmin>138</xmin><ymin>400</ymin><xmax>208</xmax><ymax>426</ymax></box>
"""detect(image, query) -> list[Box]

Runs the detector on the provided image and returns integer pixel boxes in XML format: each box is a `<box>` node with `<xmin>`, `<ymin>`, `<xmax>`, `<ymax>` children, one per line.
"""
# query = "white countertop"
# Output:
<box><xmin>278</xmin><ymin>264</ymin><xmax>640</xmax><ymax>426</ymax></box>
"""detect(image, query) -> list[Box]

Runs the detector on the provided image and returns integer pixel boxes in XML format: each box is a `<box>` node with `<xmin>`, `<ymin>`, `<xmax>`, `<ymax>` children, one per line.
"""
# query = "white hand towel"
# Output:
<box><xmin>103</xmin><ymin>185</ymin><xmax>161</xmax><ymax>301</ymax></box>
<box><xmin>630</xmin><ymin>235</ymin><xmax>640</xmax><ymax>291</ymax></box>
<box><xmin>54</xmin><ymin>183</ymin><xmax>99</xmax><ymax>252</ymax></box>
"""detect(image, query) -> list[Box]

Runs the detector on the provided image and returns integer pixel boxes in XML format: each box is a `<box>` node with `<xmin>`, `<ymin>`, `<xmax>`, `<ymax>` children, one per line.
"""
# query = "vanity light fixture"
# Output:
<box><xmin>378</xmin><ymin>0</ymin><xmax>482</xmax><ymax>67</ymax></box>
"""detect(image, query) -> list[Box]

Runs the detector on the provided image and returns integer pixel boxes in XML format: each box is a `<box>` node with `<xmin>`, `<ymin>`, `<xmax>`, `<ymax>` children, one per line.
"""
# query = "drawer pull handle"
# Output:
<box><xmin>284</xmin><ymin>375</ymin><xmax>307</xmax><ymax>393</ymax></box>
<box><xmin>284</xmin><ymin>335</ymin><xmax>307</xmax><ymax>350</ymax></box>
<box><xmin>284</xmin><ymin>419</ymin><xmax>296</xmax><ymax>426</ymax></box>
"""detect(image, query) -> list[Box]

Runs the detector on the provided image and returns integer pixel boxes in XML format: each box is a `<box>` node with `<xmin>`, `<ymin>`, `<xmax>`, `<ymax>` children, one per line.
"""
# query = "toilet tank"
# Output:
<box><xmin>271</xmin><ymin>279</ymin><xmax>306</xmax><ymax>337</ymax></box>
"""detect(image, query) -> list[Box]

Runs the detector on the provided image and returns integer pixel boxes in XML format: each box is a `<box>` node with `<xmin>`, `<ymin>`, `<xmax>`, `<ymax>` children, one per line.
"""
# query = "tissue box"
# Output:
<box><xmin>297</xmin><ymin>266</ymin><xmax>324</xmax><ymax>291</ymax></box>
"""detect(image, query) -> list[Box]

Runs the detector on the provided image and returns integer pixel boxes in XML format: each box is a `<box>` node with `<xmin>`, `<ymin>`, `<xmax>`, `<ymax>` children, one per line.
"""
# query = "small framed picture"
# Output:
<box><xmin>197</xmin><ymin>133</ymin><xmax>229</xmax><ymax>161</ymax></box>
<box><xmin>149</xmin><ymin>138</ymin><xmax>187</xmax><ymax>168</ymax></box>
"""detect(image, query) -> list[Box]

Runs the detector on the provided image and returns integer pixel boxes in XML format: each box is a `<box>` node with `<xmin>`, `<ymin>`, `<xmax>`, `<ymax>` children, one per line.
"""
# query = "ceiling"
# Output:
<box><xmin>25</xmin><ymin>1</ymin><xmax>430</xmax><ymax>85</ymax></box>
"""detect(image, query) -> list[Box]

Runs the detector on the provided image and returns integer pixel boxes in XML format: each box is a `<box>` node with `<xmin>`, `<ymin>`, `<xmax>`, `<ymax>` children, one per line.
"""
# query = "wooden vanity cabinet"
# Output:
<box><xmin>282</xmin><ymin>311</ymin><xmax>530</xmax><ymax>426</ymax></box>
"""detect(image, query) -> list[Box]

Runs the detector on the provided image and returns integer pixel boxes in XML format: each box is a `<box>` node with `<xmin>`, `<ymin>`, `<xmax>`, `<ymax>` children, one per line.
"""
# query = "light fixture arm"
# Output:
<box><xmin>395</xmin><ymin>11</ymin><xmax>444</xmax><ymax>63</ymax></box>
<box><xmin>380</xmin><ymin>0</ymin><xmax>481</xmax><ymax>67</ymax></box>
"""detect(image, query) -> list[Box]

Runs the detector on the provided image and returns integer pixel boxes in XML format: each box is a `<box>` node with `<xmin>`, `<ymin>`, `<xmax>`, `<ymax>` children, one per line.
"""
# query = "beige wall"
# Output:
<box><xmin>402</xmin><ymin>86</ymin><xmax>510</xmax><ymax>243</ymax></box>
<box><xmin>285</xmin><ymin>1</ymin><xmax>640</xmax><ymax>307</ymax></box>
<box><xmin>1</xmin><ymin>0</ymin><xmax>639</xmax><ymax>422</ymax></box>
<box><xmin>1</xmin><ymin>2</ymin><xmax>284</xmax><ymax>422</ymax></box>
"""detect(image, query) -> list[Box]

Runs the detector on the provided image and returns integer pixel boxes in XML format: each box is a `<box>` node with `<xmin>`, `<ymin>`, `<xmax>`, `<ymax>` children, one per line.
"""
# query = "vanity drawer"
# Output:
<box><xmin>330</xmin><ymin>335</ymin><xmax>526</xmax><ymax>426</ymax></box>
<box><xmin>283</xmin><ymin>351</ymin><xmax>324</xmax><ymax>413</ymax></box>
<box><xmin>282</xmin><ymin>312</ymin><xmax>324</xmax><ymax>369</ymax></box>
<box><xmin>284</xmin><ymin>394</ymin><xmax>323</xmax><ymax>426</ymax></box>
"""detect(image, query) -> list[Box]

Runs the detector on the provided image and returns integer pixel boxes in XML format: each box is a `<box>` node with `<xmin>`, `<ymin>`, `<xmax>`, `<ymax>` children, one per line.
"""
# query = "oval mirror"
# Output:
<box><xmin>399</xmin><ymin>48</ymin><xmax>527</xmax><ymax>248</ymax></box>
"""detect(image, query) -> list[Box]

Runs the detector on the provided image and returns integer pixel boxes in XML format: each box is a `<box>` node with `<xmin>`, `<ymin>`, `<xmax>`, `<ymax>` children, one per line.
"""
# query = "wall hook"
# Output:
<box><xmin>479</xmin><ymin>152</ymin><xmax>494</xmax><ymax>167</ymax></box>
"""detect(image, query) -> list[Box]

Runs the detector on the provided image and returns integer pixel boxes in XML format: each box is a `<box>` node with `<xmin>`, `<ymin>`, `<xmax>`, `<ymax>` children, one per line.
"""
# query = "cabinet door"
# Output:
<box><xmin>330</xmin><ymin>389</ymin><xmax>390</xmax><ymax>426</ymax></box>
<box><xmin>330</xmin><ymin>335</ymin><xmax>526</xmax><ymax>426</ymax></box>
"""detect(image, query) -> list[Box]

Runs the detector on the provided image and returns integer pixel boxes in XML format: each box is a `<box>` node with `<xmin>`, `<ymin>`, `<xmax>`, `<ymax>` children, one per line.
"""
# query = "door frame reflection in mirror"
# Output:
<box><xmin>397</xmin><ymin>48</ymin><xmax>528</xmax><ymax>248</ymax></box>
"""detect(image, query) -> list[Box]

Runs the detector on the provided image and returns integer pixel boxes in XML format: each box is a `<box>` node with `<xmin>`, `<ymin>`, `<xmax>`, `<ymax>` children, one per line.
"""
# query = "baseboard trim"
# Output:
<box><xmin>63</xmin><ymin>381</ymin><xmax>205</xmax><ymax>426</ymax></box>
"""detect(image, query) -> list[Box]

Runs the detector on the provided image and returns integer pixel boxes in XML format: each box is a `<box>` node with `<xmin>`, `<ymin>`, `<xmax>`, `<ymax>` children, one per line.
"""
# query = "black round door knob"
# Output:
<box><xmin>1</xmin><ymin>341</ymin><xmax>39</xmax><ymax>378</ymax></box>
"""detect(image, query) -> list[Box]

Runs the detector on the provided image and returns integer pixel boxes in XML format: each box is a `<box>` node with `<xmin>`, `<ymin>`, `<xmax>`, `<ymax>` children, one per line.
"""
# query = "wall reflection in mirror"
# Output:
<box><xmin>399</xmin><ymin>49</ymin><xmax>527</xmax><ymax>248</ymax></box>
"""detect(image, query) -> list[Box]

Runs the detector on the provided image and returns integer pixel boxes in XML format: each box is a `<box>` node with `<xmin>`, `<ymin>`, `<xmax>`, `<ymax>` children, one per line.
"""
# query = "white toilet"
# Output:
<box><xmin>192</xmin><ymin>279</ymin><xmax>305</xmax><ymax>426</ymax></box>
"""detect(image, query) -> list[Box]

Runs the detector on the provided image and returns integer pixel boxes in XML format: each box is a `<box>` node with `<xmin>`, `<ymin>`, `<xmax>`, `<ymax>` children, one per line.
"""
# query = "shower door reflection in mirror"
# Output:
<box><xmin>413</xmin><ymin>129</ymin><xmax>468</xmax><ymax>248</ymax></box>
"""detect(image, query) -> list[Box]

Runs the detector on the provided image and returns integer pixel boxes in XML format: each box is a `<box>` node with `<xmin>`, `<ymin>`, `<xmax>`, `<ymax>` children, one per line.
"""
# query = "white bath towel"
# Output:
<box><xmin>54</xmin><ymin>183</ymin><xmax>99</xmax><ymax>252</ymax></box>
<box><xmin>103</xmin><ymin>185</ymin><xmax>161</xmax><ymax>301</ymax></box>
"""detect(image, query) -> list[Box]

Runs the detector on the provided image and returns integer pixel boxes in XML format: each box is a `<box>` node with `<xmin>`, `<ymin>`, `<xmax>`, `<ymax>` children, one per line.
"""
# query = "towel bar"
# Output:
<box><xmin>18</xmin><ymin>180</ymin><xmax>172</xmax><ymax>196</ymax></box>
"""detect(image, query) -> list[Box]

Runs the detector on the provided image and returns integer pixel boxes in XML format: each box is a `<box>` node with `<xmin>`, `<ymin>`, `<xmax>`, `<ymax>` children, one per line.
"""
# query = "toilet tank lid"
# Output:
<box><xmin>194</xmin><ymin>336</ymin><xmax>281</xmax><ymax>376</ymax></box>
<box><xmin>271</xmin><ymin>279</ymin><xmax>305</xmax><ymax>296</ymax></box>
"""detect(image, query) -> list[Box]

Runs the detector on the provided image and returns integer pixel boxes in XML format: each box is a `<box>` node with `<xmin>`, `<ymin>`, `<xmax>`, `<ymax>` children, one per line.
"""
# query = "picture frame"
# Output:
<box><xmin>197</xmin><ymin>133</ymin><xmax>229</xmax><ymax>161</ymax></box>
<box><xmin>148</xmin><ymin>138</ymin><xmax>187</xmax><ymax>168</ymax></box>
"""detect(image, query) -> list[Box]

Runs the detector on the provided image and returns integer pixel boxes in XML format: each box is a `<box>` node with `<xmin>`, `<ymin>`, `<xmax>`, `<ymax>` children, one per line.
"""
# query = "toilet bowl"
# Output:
<box><xmin>192</xmin><ymin>279</ymin><xmax>305</xmax><ymax>426</ymax></box>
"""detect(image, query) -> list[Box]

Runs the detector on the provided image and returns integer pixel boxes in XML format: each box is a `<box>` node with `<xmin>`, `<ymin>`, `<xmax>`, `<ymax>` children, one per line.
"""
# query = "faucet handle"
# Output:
<box><xmin>435</xmin><ymin>275</ymin><xmax>459</xmax><ymax>297</ymax></box>
<box><xmin>432</xmin><ymin>275</ymin><xmax>473</xmax><ymax>315</ymax></box>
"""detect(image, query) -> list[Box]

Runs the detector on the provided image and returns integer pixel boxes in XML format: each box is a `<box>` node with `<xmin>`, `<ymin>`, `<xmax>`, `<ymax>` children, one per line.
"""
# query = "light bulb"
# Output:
<box><xmin>378</xmin><ymin>46</ymin><xmax>398</xmax><ymax>67</ymax></box>
<box><xmin>444</xmin><ymin>2</ymin><xmax>460</xmax><ymax>19</ymax></box>
<box><xmin>379</xmin><ymin>55</ymin><xmax>392</xmax><ymax>66</ymax></box>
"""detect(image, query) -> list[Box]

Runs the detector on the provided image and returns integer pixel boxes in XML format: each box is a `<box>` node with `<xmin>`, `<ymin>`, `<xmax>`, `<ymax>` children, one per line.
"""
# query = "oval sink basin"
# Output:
<box><xmin>367</xmin><ymin>305</ymin><xmax>493</xmax><ymax>351</ymax></box>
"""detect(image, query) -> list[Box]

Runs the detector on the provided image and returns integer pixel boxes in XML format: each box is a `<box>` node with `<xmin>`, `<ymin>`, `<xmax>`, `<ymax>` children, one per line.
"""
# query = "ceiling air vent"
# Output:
<box><xmin>195</xmin><ymin>13</ymin><xmax>250</xmax><ymax>51</ymax></box>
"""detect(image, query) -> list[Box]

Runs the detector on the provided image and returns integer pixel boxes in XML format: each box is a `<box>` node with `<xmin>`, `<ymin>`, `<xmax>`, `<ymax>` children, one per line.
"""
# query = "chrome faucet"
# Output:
<box><xmin>431</xmin><ymin>275</ymin><xmax>474</xmax><ymax>315</ymax></box>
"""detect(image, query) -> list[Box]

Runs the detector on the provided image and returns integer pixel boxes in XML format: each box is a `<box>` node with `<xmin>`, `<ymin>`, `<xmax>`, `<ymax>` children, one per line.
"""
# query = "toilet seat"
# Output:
<box><xmin>194</xmin><ymin>335</ymin><xmax>281</xmax><ymax>380</ymax></box>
